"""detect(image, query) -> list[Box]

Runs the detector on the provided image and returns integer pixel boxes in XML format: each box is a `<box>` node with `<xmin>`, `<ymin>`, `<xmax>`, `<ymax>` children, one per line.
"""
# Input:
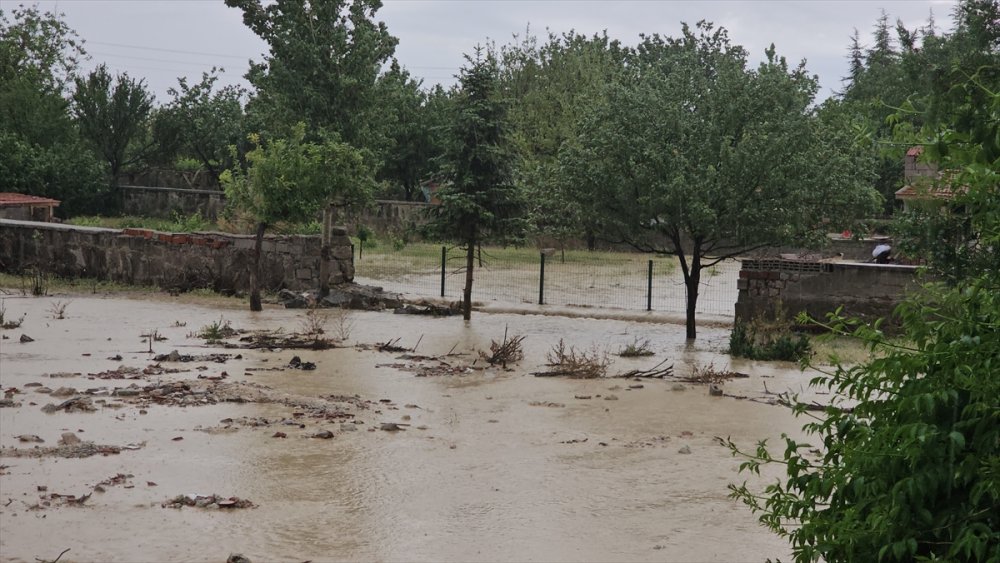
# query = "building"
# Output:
<box><xmin>0</xmin><ymin>193</ymin><xmax>60</xmax><ymax>222</ymax></box>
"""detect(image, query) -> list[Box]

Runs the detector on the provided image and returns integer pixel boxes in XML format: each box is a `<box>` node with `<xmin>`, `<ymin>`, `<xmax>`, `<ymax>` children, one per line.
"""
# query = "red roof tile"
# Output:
<box><xmin>0</xmin><ymin>192</ymin><xmax>61</xmax><ymax>207</ymax></box>
<box><xmin>906</xmin><ymin>146</ymin><xmax>924</xmax><ymax>157</ymax></box>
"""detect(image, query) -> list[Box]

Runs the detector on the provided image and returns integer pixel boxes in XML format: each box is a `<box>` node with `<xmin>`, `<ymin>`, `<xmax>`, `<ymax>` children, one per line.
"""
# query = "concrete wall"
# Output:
<box><xmin>121</xmin><ymin>186</ymin><xmax>225</xmax><ymax>220</ymax></box>
<box><xmin>0</xmin><ymin>219</ymin><xmax>354</xmax><ymax>293</ymax></box>
<box><xmin>735</xmin><ymin>258</ymin><xmax>921</xmax><ymax>325</ymax></box>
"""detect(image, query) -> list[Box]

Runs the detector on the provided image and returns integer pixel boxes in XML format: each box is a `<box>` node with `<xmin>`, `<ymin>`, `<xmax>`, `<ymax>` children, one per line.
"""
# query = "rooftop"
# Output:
<box><xmin>0</xmin><ymin>193</ymin><xmax>61</xmax><ymax>208</ymax></box>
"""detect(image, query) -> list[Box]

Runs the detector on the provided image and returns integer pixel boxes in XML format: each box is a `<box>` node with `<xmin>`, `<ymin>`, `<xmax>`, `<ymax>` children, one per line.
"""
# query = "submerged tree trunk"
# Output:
<box><xmin>249</xmin><ymin>221</ymin><xmax>266</xmax><ymax>312</ymax></box>
<box><xmin>463</xmin><ymin>237</ymin><xmax>475</xmax><ymax>320</ymax></box>
<box><xmin>675</xmin><ymin>236</ymin><xmax>702</xmax><ymax>340</ymax></box>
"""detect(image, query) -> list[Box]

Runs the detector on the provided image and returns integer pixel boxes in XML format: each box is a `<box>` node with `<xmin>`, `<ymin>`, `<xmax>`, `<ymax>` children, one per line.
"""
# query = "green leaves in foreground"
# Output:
<box><xmin>724</xmin><ymin>280</ymin><xmax>1000</xmax><ymax>562</ymax></box>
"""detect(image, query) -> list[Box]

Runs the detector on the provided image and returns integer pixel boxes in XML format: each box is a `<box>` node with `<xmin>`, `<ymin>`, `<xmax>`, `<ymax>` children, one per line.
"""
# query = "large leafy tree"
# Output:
<box><xmin>225</xmin><ymin>0</ymin><xmax>397</xmax><ymax>151</ymax></box>
<box><xmin>726</xmin><ymin>74</ymin><xmax>1000</xmax><ymax>562</ymax></box>
<box><xmin>499</xmin><ymin>30</ymin><xmax>627</xmax><ymax>248</ymax></box>
<box><xmin>0</xmin><ymin>5</ymin><xmax>105</xmax><ymax>216</ymax></box>
<box><xmin>220</xmin><ymin>124</ymin><xmax>373</xmax><ymax>311</ymax></box>
<box><xmin>153</xmin><ymin>68</ymin><xmax>246</xmax><ymax>184</ymax></box>
<box><xmin>375</xmin><ymin>64</ymin><xmax>451</xmax><ymax>201</ymax></box>
<box><xmin>72</xmin><ymin>64</ymin><xmax>155</xmax><ymax>200</ymax></box>
<box><xmin>424</xmin><ymin>50</ymin><xmax>527</xmax><ymax>320</ymax></box>
<box><xmin>562</xmin><ymin>22</ymin><xmax>879</xmax><ymax>339</ymax></box>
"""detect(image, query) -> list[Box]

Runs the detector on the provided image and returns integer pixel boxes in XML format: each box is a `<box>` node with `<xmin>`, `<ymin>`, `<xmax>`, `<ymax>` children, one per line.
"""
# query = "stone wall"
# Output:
<box><xmin>0</xmin><ymin>219</ymin><xmax>354</xmax><ymax>293</ymax></box>
<box><xmin>735</xmin><ymin>258</ymin><xmax>921</xmax><ymax>325</ymax></box>
<box><xmin>345</xmin><ymin>200</ymin><xmax>434</xmax><ymax>238</ymax></box>
<box><xmin>121</xmin><ymin>186</ymin><xmax>225</xmax><ymax>220</ymax></box>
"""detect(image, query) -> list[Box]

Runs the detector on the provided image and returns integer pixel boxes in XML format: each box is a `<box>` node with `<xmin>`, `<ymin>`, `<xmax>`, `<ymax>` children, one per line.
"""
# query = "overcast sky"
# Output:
<box><xmin>28</xmin><ymin>0</ymin><xmax>956</xmax><ymax>103</ymax></box>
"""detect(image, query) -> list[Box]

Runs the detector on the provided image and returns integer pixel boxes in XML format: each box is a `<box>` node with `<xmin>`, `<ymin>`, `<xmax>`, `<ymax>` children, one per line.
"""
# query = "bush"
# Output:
<box><xmin>729</xmin><ymin>317</ymin><xmax>810</xmax><ymax>362</ymax></box>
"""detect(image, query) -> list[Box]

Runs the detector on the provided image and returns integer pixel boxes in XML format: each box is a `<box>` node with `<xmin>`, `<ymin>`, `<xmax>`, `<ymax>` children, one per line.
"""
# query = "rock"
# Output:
<box><xmin>277</xmin><ymin>289</ymin><xmax>310</xmax><ymax>309</ymax></box>
<box><xmin>272</xmin><ymin>432</ymin><xmax>287</xmax><ymax>438</ymax></box>
<box><xmin>227</xmin><ymin>555</ymin><xmax>252</xmax><ymax>563</ymax></box>
<box><xmin>340</xmin><ymin>423</ymin><xmax>358</xmax><ymax>432</ymax></box>
<box><xmin>312</xmin><ymin>430</ymin><xmax>334</xmax><ymax>439</ymax></box>
<box><xmin>604</xmin><ymin>394</ymin><xmax>619</xmax><ymax>401</ymax></box>
<box><xmin>671</xmin><ymin>384</ymin><xmax>686</xmax><ymax>391</ymax></box>
<box><xmin>165</xmin><ymin>350</ymin><xmax>181</xmax><ymax>362</ymax></box>
<box><xmin>51</xmin><ymin>387</ymin><xmax>77</xmax><ymax>397</ymax></box>
<box><xmin>709</xmin><ymin>384</ymin><xmax>723</xmax><ymax>397</ymax></box>
<box><xmin>17</xmin><ymin>434</ymin><xmax>44</xmax><ymax>443</ymax></box>
<box><xmin>628</xmin><ymin>384</ymin><xmax>644</xmax><ymax>389</ymax></box>
<box><xmin>678</xmin><ymin>445</ymin><xmax>692</xmax><ymax>454</ymax></box>
<box><xmin>574</xmin><ymin>395</ymin><xmax>592</xmax><ymax>400</ymax></box>
<box><xmin>35</xmin><ymin>387</ymin><xmax>53</xmax><ymax>394</ymax></box>
<box><xmin>20</xmin><ymin>334</ymin><xmax>34</xmax><ymax>343</ymax></box>
<box><xmin>59</xmin><ymin>432</ymin><xmax>81</xmax><ymax>446</ymax></box>
<box><xmin>0</xmin><ymin>398</ymin><xmax>21</xmax><ymax>407</ymax></box>
<box><xmin>380</xmin><ymin>422</ymin><xmax>404</xmax><ymax>431</ymax></box>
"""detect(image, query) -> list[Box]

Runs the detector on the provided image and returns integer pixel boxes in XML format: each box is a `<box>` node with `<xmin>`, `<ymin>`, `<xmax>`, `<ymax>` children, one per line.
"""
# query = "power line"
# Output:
<box><xmin>87</xmin><ymin>40</ymin><xmax>254</xmax><ymax>60</ymax></box>
<box><xmin>89</xmin><ymin>50</ymin><xmax>249</xmax><ymax>70</ymax></box>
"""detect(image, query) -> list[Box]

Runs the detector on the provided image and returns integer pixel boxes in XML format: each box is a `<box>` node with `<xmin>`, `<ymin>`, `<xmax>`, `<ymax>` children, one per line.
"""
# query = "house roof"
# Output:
<box><xmin>895</xmin><ymin>184</ymin><xmax>961</xmax><ymax>201</ymax></box>
<box><xmin>906</xmin><ymin>146</ymin><xmax>924</xmax><ymax>157</ymax></box>
<box><xmin>0</xmin><ymin>193</ymin><xmax>61</xmax><ymax>208</ymax></box>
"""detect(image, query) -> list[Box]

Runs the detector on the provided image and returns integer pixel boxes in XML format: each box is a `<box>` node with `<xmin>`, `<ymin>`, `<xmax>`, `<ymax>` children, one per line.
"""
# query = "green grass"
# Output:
<box><xmin>353</xmin><ymin>239</ymin><xmax>678</xmax><ymax>279</ymax></box>
<box><xmin>68</xmin><ymin>212</ymin><xmax>217</xmax><ymax>233</ymax></box>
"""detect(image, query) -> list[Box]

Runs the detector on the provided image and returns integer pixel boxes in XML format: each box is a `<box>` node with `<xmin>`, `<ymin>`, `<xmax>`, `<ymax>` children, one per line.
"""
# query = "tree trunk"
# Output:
<box><xmin>249</xmin><ymin>221</ymin><xmax>266</xmax><ymax>312</ymax></box>
<box><xmin>463</xmin><ymin>238</ymin><xmax>475</xmax><ymax>320</ymax></box>
<box><xmin>318</xmin><ymin>206</ymin><xmax>332</xmax><ymax>298</ymax></box>
<box><xmin>684</xmin><ymin>268</ymin><xmax>701</xmax><ymax>340</ymax></box>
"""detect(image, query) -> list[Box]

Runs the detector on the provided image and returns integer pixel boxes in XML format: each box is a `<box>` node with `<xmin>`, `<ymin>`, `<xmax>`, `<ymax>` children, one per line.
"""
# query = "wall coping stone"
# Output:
<box><xmin>1</xmin><ymin>218</ymin><xmax>122</xmax><ymax>235</ymax></box>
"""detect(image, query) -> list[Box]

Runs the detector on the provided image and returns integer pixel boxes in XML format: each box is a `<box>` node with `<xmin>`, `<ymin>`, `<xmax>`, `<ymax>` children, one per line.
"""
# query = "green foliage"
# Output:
<box><xmin>221</xmin><ymin>123</ymin><xmax>373</xmax><ymax>226</ymax></box>
<box><xmin>498</xmin><ymin>29</ymin><xmax>627</xmax><ymax>243</ymax></box>
<box><xmin>375</xmin><ymin>67</ymin><xmax>452</xmax><ymax>201</ymax></box>
<box><xmin>726</xmin><ymin>281</ymin><xmax>1000</xmax><ymax>562</ymax></box>
<box><xmin>893</xmin><ymin>70</ymin><xmax>1000</xmax><ymax>284</ymax></box>
<box><xmin>728</xmin><ymin>68</ymin><xmax>1000</xmax><ymax>563</ymax></box>
<box><xmin>72</xmin><ymin>64</ymin><xmax>155</xmax><ymax>190</ymax></box>
<box><xmin>153</xmin><ymin>68</ymin><xmax>246</xmax><ymax>182</ymax></box>
<box><xmin>226</xmin><ymin>0</ymin><xmax>397</xmax><ymax>151</ymax></box>
<box><xmin>728</xmin><ymin>318</ymin><xmax>811</xmax><ymax>362</ymax></box>
<box><xmin>0</xmin><ymin>4</ymin><xmax>85</xmax><ymax>94</ymax></box>
<box><xmin>562</xmin><ymin>22</ymin><xmax>879</xmax><ymax>338</ymax></box>
<box><xmin>0</xmin><ymin>7</ymin><xmax>106</xmax><ymax>216</ymax></box>
<box><xmin>424</xmin><ymin>49</ymin><xmax>527</xmax><ymax>319</ymax></box>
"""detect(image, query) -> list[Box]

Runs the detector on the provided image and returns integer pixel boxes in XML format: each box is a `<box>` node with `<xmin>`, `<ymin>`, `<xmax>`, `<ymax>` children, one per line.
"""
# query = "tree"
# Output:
<box><xmin>424</xmin><ymin>50</ymin><xmax>527</xmax><ymax>320</ymax></box>
<box><xmin>561</xmin><ymin>22</ymin><xmax>879</xmax><ymax>339</ymax></box>
<box><xmin>154</xmin><ymin>68</ymin><xmax>246</xmax><ymax>184</ymax></box>
<box><xmin>726</xmin><ymin>72</ymin><xmax>1000</xmax><ymax>563</ymax></box>
<box><xmin>0</xmin><ymin>5</ymin><xmax>106</xmax><ymax>216</ymax></box>
<box><xmin>375</xmin><ymin>64</ymin><xmax>451</xmax><ymax>201</ymax></box>
<box><xmin>499</xmin><ymin>29</ymin><xmax>627</xmax><ymax>248</ymax></box>
<box><xmin>220</xmin><ymin>124</ymin><xmax>373</xmax><ymax>311</ymax></box>
<box><xmin>72</xmin><ymin>64</ymin><xmax>155</xmax><ymax>201</ymax></box>
<box><xmin>225</xmin><ymin>0</ymin><xmax>397</xmax><ymax>150</ymax></box>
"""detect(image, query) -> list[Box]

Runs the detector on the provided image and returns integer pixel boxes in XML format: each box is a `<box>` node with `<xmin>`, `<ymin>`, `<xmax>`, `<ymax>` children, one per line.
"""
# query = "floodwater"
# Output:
<box><xmin>0</xmin><ymin>293</ymin><xmax>817</xmax><ymax>562</ymax></box>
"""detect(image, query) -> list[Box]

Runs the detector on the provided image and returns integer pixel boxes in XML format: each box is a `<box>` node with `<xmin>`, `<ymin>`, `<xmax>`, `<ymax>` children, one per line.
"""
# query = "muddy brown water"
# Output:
<box><xmin>0</xmin><ymin>294</ymin><xmax>818</xmax><ymax>562</ymax></box>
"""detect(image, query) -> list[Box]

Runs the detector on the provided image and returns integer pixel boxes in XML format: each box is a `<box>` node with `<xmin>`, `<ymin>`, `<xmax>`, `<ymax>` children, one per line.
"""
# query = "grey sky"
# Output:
<box><xmin>29</xmin><ymin>0</ymin><xmax>956</xmax><ymax>103</ymax></box>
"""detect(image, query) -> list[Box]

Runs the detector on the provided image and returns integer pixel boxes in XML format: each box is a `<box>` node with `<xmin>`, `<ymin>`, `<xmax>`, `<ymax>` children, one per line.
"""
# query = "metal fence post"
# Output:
<box><xmin>647</xmin><ymin>259</ymin><xmax>654</xmax><ymax>311</ymax></box>
<box><xmin>440</xmin><ymin>246</ymin><xmax>446</xmax><ymax>297</ymax></box>
<box><xmin>539</xmin><ymin>252</ymin><xmax>546</xmax><ymax>305</ymax></box>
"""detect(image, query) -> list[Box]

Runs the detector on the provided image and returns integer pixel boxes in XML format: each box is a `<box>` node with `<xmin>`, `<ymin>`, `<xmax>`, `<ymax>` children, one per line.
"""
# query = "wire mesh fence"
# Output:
<box><xmin>353</xmin><ymin>242</ymin><xmax>738</xmax><ymax>317</ymax></box>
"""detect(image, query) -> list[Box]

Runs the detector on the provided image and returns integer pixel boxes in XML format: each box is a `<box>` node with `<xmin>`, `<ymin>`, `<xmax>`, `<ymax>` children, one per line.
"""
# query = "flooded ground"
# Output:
<box><xmin>0</xmin><ymin>292</ymin><xmax>818</xmax><ymax>562</ymax></box>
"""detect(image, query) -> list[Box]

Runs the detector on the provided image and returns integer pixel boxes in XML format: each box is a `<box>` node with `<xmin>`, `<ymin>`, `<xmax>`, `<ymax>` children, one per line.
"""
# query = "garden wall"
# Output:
<box><xmin>735</xmin><ymin>258</ymin><xmax>921</xmax><ymax>325</ymax></box>
<box><xmin>0</xmin><ymin>219</ymin><xmax>354</xmax><ymax>293</ymax></box>
<box><xmin>121</xmin><ymin>185</ymin><xmax>225</xmax><ymax>220</ymax></box>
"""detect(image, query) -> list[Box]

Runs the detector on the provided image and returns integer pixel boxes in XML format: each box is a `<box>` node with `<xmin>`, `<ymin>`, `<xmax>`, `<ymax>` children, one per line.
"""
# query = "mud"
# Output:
<box><xmin>0</xmin><ymin>292</ymin><xmax>826</xmax><ymax>562</ymax></box>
